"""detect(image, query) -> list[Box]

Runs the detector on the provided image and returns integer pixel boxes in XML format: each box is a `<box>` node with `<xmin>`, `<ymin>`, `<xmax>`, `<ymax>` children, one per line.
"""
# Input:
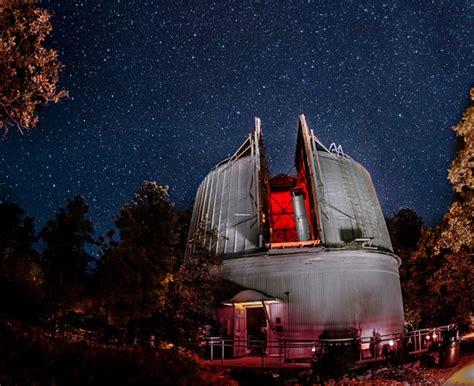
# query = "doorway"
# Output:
<box><xmin>246</xmin><ymin>306</ymin><xmax>267</xmax><ymax>355</ymax></box>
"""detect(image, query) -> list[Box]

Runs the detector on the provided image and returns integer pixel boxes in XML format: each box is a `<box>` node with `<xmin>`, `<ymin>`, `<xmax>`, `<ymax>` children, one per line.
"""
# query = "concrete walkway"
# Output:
<box><xmin>444</xmin><ymin>361</ymin><xmax>474</xmax><ymax>385</ymax></box>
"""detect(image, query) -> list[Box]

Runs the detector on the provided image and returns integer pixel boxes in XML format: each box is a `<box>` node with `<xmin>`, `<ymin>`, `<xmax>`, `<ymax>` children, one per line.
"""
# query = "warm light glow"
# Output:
<box><xmin>222</xmin><ymin>300</ymin><xmax>280</xmax><ymax>307</ymax></box>
<box><xmin>461</xmin><ymin>332</ymin><xmax>474</xmax><ymax>341</ymax></box>
<box><xmin>432</xmin><ymin>333</ymin><xmax>437</xmax><ymax>339</ymax></box>
<box><xmin>389</xmin><ymin>340</ymin><xmax>394</xmax><ymax>347</ymax></box>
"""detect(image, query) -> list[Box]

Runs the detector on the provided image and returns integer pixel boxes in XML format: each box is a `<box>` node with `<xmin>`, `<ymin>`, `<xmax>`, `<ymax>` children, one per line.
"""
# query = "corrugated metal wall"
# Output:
<box><xmin>314</xmin><ymin>152</ymin><xmax>393</xmax><ymax>251</ymax></box>
<box><xmin>189</xmin><ymin>116</ymin><xmax>393</xmax><ymax>254</ymax></box>
<box><xmin>188</xmin><ymin>155</ymin><xmax>261</xmax><ymax>255</ymax></box>
<box><xmin>222</xmin><ymin>249</ymin><xmax>404</xmax><ymax>340</ymax></box>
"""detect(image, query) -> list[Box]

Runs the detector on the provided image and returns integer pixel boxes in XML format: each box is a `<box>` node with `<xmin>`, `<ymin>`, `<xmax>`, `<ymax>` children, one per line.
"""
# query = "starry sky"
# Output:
<box><xmin>1</xmin><ymin>0</ymin><xmax>472</xmax><ymax>236</ymax></box>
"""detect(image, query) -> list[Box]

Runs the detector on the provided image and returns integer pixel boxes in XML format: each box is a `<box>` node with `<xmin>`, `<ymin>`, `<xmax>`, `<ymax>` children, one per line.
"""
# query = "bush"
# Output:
<box><xmin>0</xmin><ymin>320</ymin><xmax>205</xmax><ymax>385</ymax></box>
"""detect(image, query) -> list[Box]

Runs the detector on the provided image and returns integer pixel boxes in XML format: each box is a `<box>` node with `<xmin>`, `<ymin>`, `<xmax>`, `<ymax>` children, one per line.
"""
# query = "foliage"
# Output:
<box><xmin>0</xmin><ymin>202</ymin><xmax>37</xmax><ymax>260</ymax></box>
<box><xmin>386</xmin><ymin>208</ymin><xmax>427</xmax><ymax>327</ymax></box>
<box><xmin>95</xmin><ymin>181</ymin><xmax>179</xmax><ymax>340</ymax></box>
<box><xmin>0</xmin><ymin>2</ymin><xmax>67</xmax><ymax>134</ymax></box>
<box><xmin>447</xmin><ymin>87</ymin><xmax>474</xmax><ymax>196</ymax></box>
<box><xmin>173</xmin><ymin>208</ymin><xmax>192</xmax><ymax>268</ymax></box>
<box><xmin>39</xmin><ymin>194</ymin><xmax>95</xmax><ymax>318</ymax></box>
<box><xmin>0</xmin><ymin>202</ymin><xmax>43</xmax><ymax>321</ymax></box>
<box><xmin>312</xmin><ymin>339</ymin><xmax>360</xmax><ymax>381</ymax></box>
<box><xmin>434</xmin><ymin>86</ymin><xmax>474</xmax><ymax>325</ymax></box>
<box><xmin>386</xmin><ymin>208</ymin><xmax>423</xmax><ymax>256</ymax></box>
<box><xmin>400</xmin><ymin>227</ymin><xmax>443</xmax><ymax>327</ymax></box>
<box><xmin>437</xmin><ymin>201</ymin><xmax>473</xmax><ymax>254</ymax></box>
<box><xmin>430</xmin><ymin>251</ymin><xmax>473</xmax><ymax>326</ymax></box>
<box><xmin>396</xmin><ymin>216</ymin><xmax>473</xmax><ymax>328</ymax></box>
<box><xmin>1</xmin><ymin>319</ymin><xmax>205</xmax><ymax>386</ymax></box>
<box><xmin>392</xmin><ymin>88</ymin><xmax>474</xmax><ymax>328</ymax></box>
<box><xmin>438</xmin><ymin>87</ymin><xmax>474</xmax><ymax>254</ymax></box>
<box><xmin>95</xmin><ymin>185</ymin><xmax>219</xmax><ymax>350</ymax></box>
<box><xmin>0</xmin><ymin>184</ymin><xmax>221</xmax><ymax>382</ymax></box>
<box><xmin>159</xmin><ymin>222</ymin><xmax>221</xmax><ymax>350</ymax></box>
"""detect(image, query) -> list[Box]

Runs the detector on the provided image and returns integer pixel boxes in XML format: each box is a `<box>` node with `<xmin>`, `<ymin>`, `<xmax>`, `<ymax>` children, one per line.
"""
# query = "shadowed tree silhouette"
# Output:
<box><xmin>39</xmin><ymin>194</ymin><xmax>95</xmax><ymax>332</ymax></box>
<box><xmin>95</xmin><ymin>181</ymin><xmax>179</xmax><ymax>342</ymax></box>
<box><xmin>0</xmin><ymin>202</ymin><xmax>43</xmax><ymax>321</ymax></box>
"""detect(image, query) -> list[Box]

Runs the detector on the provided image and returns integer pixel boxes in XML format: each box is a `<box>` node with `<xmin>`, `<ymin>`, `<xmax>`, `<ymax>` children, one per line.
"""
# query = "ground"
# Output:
<box><xmin>203</xmin><ymin>347</ymin><xmax>474</xmax><ymax>385</ymax></box>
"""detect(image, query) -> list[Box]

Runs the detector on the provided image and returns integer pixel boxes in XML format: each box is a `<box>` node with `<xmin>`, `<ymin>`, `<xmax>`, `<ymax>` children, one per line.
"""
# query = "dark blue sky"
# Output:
<box><xmin>1</xmin><ymin>1</ymin><xmax>472</xmax><ymax>235</ymax></box>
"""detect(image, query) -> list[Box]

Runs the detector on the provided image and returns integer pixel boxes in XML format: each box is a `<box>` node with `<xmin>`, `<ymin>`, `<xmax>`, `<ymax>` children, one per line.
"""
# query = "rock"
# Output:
<box><xmin>340</xmin><ymin>375</ymin><xmax>350</xmax><ymax>382</ymax></box>
<box><xmin>412</xmin><ymin>360</ymin><xmax>421</xmax><ymax>370</ymax></box>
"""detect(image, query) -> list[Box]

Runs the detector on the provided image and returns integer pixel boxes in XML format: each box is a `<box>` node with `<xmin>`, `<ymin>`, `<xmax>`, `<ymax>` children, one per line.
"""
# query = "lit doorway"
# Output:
<box><xmin>246</xmin><ymin>306</ymin><xmax>267</xmax><ymax>355</ymax></box>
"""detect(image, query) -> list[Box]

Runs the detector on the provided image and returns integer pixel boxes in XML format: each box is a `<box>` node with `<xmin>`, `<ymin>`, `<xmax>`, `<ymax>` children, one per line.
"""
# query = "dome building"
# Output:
<box><xmin>187</xmin><ymin>115</ymin><xmax>404</xmax><ymax>359</ymax></box>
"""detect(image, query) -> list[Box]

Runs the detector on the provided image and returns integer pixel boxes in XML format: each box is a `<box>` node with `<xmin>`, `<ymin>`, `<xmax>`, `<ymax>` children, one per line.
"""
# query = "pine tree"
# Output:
<box><xmin>96</xmin><ymin>181</ymin><xmax>178</xmax><ymax>342</ymax></box>
<box><xmin>39</xmin><ymin>194</ymin><xmax>95</xmax><ymax>324</ymax></box>
<box><xmin>386</xmin><ymin>208</ymin><xmax>425</xmax><ymax>327</ymax></box>
<box><xmin>386</xmin><ymin>208</ymin><xmax>423</xmax><ymax>257</ymax></box>
<box><xmin>0</xmin><ymin>203</ymin><xmax>43</xmax><ymax>321</ymax></box>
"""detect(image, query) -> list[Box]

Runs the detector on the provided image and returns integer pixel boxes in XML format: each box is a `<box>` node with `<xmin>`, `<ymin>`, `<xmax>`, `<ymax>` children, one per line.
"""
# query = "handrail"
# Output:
<box><xmin>202</xmin><ymin>324</ymin><xmax>458</xmax><ymax>364</ymax></box>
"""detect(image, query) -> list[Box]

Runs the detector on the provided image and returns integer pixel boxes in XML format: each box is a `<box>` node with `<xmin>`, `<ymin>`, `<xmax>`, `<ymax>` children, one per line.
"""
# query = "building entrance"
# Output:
<box><xmin>246</xmin><ymin>307</ymin><xmax>267</xmax><ymax>355</ymax></box>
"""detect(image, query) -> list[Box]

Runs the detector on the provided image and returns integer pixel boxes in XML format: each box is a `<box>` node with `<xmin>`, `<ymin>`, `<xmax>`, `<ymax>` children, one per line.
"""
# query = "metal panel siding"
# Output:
<box><xmin>315</xmin><ymin>151</ymin><xmax>393</xmax><ymax>251</ymax></box>
<box><xmin>222</xmin><ymin>250</ymin><xmax>404</xmax><ymax>339</ymax></box>
<box><xmin>220</xmin><ymin>165</ymin><xmax>232</xmax><ymax>254</ymax></box>
<box><xmin>188</xmin><ymin>155</ymin><xmax>260</xmax><ymax>256</ymax></box>
<box><xmin>360</xmin><ymin>166</ymin><xmax>393</xmax><ymax>251</ymax></box>
<box><xmin>317</xmin><ymin>153</ymin><xmax>356</xmax><ymax>245</ymax></box>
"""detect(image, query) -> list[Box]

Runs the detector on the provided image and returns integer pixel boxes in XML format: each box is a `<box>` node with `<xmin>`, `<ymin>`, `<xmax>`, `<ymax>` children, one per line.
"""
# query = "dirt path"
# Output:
<box><xmin>443</xmin><ymin>360</ymin><xmax>474</xmax><ymax>385</ymax></box>
<box><xmin>373</xmin><ymin>352</ymin><xmax>474</xmax><ymax>384</ymax></box>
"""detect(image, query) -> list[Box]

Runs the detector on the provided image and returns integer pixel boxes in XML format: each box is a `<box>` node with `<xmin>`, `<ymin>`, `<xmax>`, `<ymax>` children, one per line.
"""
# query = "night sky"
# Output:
<box><xmin>1</xmin><ymin>1</ymin><xmax>472</xmax><ymax>237</ymax></box>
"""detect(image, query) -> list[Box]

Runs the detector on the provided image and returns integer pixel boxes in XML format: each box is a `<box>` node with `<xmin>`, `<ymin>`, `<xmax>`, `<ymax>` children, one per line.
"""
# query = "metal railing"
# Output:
<box><xmin>203</xmin><ymin>324</ymin><xmax>457</xmax><ymax>366</ymax></box>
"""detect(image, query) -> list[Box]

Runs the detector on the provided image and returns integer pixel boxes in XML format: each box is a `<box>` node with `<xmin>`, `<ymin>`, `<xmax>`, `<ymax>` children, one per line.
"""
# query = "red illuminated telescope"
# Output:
<box><xmin>290</xmin><ymin>188</ymin><xmax>310</xmax><ymax>241</ymax></box>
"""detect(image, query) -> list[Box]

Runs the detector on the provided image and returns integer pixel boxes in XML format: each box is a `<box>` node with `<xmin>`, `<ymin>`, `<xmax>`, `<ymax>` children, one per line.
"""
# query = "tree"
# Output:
<box><xmin>448</xmin><ymin>87</ymin><xmax>474</xmax><ymax>197</ymax></box>
<box><xmin>432</xmin><ymin>86</ymin><xmax>474</xmax><ymax>326</ymax></box>
<box><xmin>386</xmin><ymin>208</ymin><xmax>423</xmax><ymax>257</ymax></box>
<box><xmin>400</xmin><ymin>227</ymin><xmax>442</xmax><ymax>327</ymax></box>
<box><xmin>386</xmin><ymin>208</ymin><xmax>426</xmax><ymax>327</ymax></box>
<box><xmin>396</xmin><ymin>88</ymin><xmax>474</xmax><ymax>328</ymax></box>
<box><xmin>94</xmin><ymin>184</ymin><xmax>221</xmax><ymax>350</ymax></box>
<box><xmin>95</xmin><ymin>181</ymin><xmax>179</xmax><ymax>341</ymax></box>
<box><xmin>1</xmin><ymin>2</ymin><xmax>67</xmax><ymax>134</ymax></box>
<box><xmin>402</xmin><ymin>226</ymin><xmax>473</xmax><ymax>328</ymax></box>
<box><xmin>0</xmin><ymin>202</ymin><xmax>37</xmax><ymax>262</ymax></box>
<box><xmin>159</xmin><ymin>222</ymin><xmax>221</xmax><ymax>350</ymax></box>
<box><xmin>437</xmin><ymin>86</ymin><xmax>474</xmax><ymax>254</ymax></box>
<box><xmin>39</xmin><ymin>194</ymin><xmax>95</xmax><ymax>324</ymax></box>
<box><xmin>173</xmin><ymin>208</ymin><xmax>192</xmax><ymax>269</ymax></box>
<box><xmin>0</xmin><ymin>202</ymin><xmax>43</xmax><ymax>321</ymax></box>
